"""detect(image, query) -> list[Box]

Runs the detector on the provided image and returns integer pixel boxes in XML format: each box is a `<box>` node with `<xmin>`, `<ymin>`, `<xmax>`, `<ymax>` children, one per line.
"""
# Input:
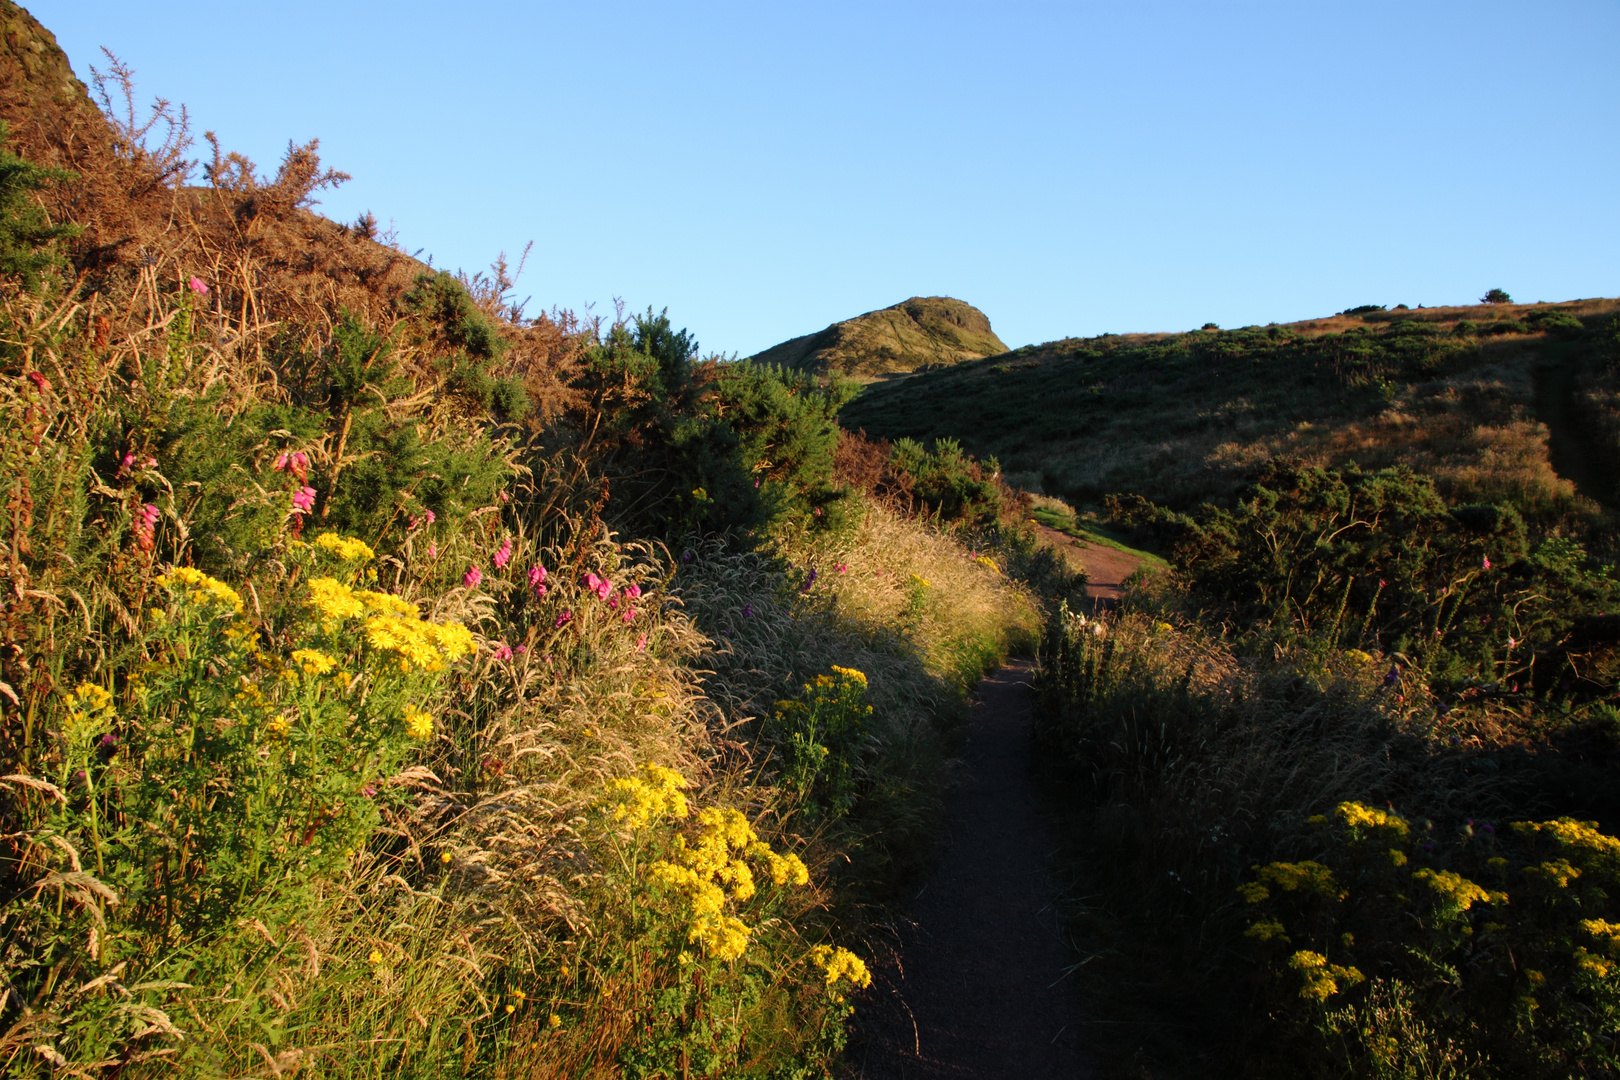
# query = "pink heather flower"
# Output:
<box><xmin>555</xmin><ymin>610</ymin><xmax>573</xmax><ymax>628</ymax></box>
<box><xmin>189</xmin><ymin>276</ymin><xmax>209</xmax><ymax>296</ymax></box>
<box><xmin>835</xmin><ymin>562</ymin><xmax>848</xmax><ymax>573</ymax></box>
<box><xmin>463</xmin><ymin>566</ymin><xmax>483</xmax><ymax>588</ymax></box>
<box><xmin>594</xmin><ymin>578</ymin><xmax>613</xmax><ymax>601</ymax></box>
<box><xmin>607</xmin><ymin>596</ymin><xmax>619</xmax><ymax>611</ymax></box>
<box><xmin>514</xmin><ymin>644</ymin><xmax>528</xmax><ymax>655</ymax></box>
<box><xmin>361</xmin><ymin>783</ymin><xmax>377</xmax><ymax>798</ymax></box>
<box><xmin>493</xmin><ymin>537</ymin><xmax>512</xmax><ymax>570</ymax></box>
<box><xmin>1507</xmin><ymin>636</ymin><xmax>1517</xmax><ymax>649</ymax></box>
<box><xmin>527</xmin><ymin>564</ymin><xmax>548</xmax><ymax>593</ymax></box>
<box><xmin>119</xmin><ymin>451</ymin><xmax>136</xmax><ymax>473</ymax></box>
<box><xmin>140</xmin><ymin>504</ymin><xmax>160</xmax><ymax>528</ymax></box>
<box><xmin>1482</xmin><ymin>556</ymin><xmax>1491</xmax><ymax>570</ymax></box>
<box><xmin>427</xmin><ymin>542</ymin><xmax>438</xmax><ymax>561</ymax></box>
<box><xmin>292</xmin><ymin>486</ymin><xmax>316</xmax><ymax>513</ymax></box>
<box><xmin>290</xmin><ymin>452</ymin><xmax>309</xmax><ymax>481</ymax></box>
<box><xmin>273</xmin><ymin>451</ymin><xmax>290</xmax><ymax>472</ymax></box>
<box><xmin>635</xmin><ymin>633</ymin><xmax>647</xmax><ymax>652</ymax></box>
<box><xmin>584</xmin><ymin>572</ymin><xmax>601</xmax><ymax>591</ymax></box>
<box><xmin>491</xmin><ymin>643</ymin><xmax>513</xmax><ymax>662</ymax></box>
<box><xmin>499</xmin><ymin>490</ymin><xmax>510</xmax><ymax>503</ymax></box>
<box><xmin>814</xmin><ymin>507</ymin><xmax>822</xmax><ymax>516</ymax></box>
<box><xmin>623</xmin><ymin>583</ymin><xmax>641</xmax><ymax>599</ymax></box>
<box><xmin>622</xmin><ymin>607</ymin><xmax>636</xmax><ymax>624</ymax></box>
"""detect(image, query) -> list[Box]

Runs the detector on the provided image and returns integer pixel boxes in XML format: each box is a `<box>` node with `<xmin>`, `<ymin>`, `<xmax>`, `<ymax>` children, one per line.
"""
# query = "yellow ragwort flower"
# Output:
<box><xmin>290</xmin><ymin>648</ymin><xmax>337</xmax><ymax>676</ymax></box>
<box><xmin>830</xmin><ymin>665</ymin><xmax>868</xmax><ymax>687</ymax></box>
<box><xmin>306</xmin><ymin>577</ymin><xmax>367</xmax><ymax>620</ymax></box>
<box><xmin>157</xmin><ymin>566</ymin><xmax>244</xmax><ymax>613</ymax></box>
<box><xmin>314</xmin><ymin>532</ymin><xmax>376</xmax><ymax>562</ymax></box>
<box><xmin>403</xmin><ymin>706</ymin><xmax>434</xmax><ymax>741</ymax></box>
<box><xmin>1412</xmin><ymin>868</ymin><xmax>1500</xmax><ymax>911</ymax></box>
<box><xmin>810</xmin><ymin>945</ymin><xmax>872</xmax><ymax>989</ymax></box>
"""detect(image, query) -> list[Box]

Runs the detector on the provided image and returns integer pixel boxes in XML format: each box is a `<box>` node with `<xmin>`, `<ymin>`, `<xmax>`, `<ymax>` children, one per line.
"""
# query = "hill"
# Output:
<box><xmin>840</xmin><ymin>298</ymin><xmax>1620</xmax><ymax>519</ymax></box>
<box><xmin>748</xmin><ymin>295</ymin><xmax>1006</xmax><ymax>381</ymax></box>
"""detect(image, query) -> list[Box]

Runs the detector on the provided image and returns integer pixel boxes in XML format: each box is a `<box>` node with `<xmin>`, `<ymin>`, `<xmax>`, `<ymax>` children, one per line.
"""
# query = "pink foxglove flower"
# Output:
<box><xmin>463</xmin><ymin>566</ymin><xmax>483</xmax><ymax>588</ymax></box>
<box><xmin>493</xmin><ymin>536</ymin><xmax>512</xmax><ymax>570</ymax></box>
<box><xmin>189</xmin><ymin>276</ymin><xmax>209</xmax><ymax>296</ymax></box>
<box><xmin>292</xmin><ymin>486</ymin><xmax>317</xmax><ymax>513</ymax></box>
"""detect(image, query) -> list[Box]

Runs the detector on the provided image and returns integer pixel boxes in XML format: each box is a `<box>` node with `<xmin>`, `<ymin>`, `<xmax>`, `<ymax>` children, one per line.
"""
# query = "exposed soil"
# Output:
<box><xmin>1034</xmin><ymin>524</ymin><xmax>1144</xmax><ymax>607</ymax></box>
<box><xmin>846</xmin><ymin>662</ymin><xmax>1093</xmax><ymax>1079</ymax></box>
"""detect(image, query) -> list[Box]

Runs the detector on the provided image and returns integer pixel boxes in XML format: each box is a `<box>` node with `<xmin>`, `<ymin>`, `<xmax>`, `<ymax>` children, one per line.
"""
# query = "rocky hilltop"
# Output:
<box><xmin>749</xmin><ymin>296</ymin><xmax>1006</xmax><ymax>381</ymax></box>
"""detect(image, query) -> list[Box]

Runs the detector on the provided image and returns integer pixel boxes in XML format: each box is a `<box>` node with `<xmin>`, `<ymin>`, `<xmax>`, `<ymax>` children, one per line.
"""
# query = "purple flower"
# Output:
<box><xmin>1420</xmin><ymin>843</ymin><xmax>1435</xmax><ymax>852</ymax></box>
<box><xmin>463</xmin><ymin>566</ymin><xmax>483</xmax><ymax>588</ymax></box>
<box><xmin>1483</xmin><ymin>823</ymin><xmax>1495</xmax><ymax>834</ymax></box>
<box><xmin>555</xmin><ymin>610</ymin><xmax>573</xmax><ymax>628</ymax></box>
<box><xmin>361</xmin><ymin>783</ymin><xmax>378</xmax><ymax>798</ymax></box>
<box><xmin>99</xmin><ymin>733</ymin><xmax>118</xmax><ymax>748</ymax></box>
<box><xmin>801</xmin><ymin>568</ymin><xmax>817</xmax><ymax>592</ymax></box>
<box><xmin>742</xmin><ymin>604</ymin><xmax>753</xmax><ymax>618</ymax></box>
<box><xmin>1382</xmin><ymin>663</ymin><xmax>1402</xmax><ymax>687</ymax></box>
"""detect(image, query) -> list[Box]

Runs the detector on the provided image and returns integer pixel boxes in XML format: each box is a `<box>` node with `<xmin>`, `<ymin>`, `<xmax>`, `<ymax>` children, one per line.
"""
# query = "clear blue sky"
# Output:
<box><xmin>30</xmin><ymin>1</ymin><xmax>1620</xmax><ymax>356</ymax></box>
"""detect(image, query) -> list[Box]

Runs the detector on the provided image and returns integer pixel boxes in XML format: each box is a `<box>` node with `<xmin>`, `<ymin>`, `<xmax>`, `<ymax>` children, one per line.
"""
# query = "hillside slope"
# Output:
<box><xmin>749</xmin><ymin>295</ymin><xmax>1006</xmax><ymax>381</ymax></box>
<box><xmin>841</xmin><ymin>299</ymin><xmax>1620</xmax><ymax>517</ymax></box>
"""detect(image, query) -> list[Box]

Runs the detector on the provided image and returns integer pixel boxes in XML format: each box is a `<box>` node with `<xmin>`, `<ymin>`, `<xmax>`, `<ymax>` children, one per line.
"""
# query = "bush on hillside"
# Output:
<box><xmin>1482</xmin><ymin>289</ymin><xmax>1513</xmax><ymax>305</ymax></box>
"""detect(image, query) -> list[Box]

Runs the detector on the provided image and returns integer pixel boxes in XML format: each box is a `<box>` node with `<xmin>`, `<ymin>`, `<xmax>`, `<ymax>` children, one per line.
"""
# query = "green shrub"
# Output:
<box><xmin>1482</xmin><ymin>289</ymin><xmax>1512</xmax><ymax>305</ymax></box>
<box><xmin>0</xmin><ymin>123</ymin><xmax>79</xmax><ymax>291</ymax></box>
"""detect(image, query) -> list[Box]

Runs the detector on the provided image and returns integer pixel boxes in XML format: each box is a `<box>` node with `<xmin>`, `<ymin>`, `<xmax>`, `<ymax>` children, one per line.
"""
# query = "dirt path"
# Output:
<box><xmin>1034</xmin><ymin>524</ymin><xmax>1144</xmax><ymax>607</ymax></box>
<box><xmin>847</xmin><ymin>662</ymin><xmax>1091</xmax><ymax>1079</ymax></box>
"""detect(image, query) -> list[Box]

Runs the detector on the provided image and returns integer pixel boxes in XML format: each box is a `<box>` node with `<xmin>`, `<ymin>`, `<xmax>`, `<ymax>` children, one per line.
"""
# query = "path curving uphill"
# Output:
<box><xmin>847</xmin><ymin>662</ymin><xmax>1092</xmax><ymax>1078</ymax></box>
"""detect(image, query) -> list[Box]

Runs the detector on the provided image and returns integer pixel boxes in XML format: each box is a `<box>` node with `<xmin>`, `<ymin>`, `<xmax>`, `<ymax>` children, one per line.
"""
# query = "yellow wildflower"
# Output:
<box><xmin>1252</xmin><ymin>860</ymin><xmax>1346</xmax><ymax>900</ymax></box>
<box><xmin>314</xmin><ymin>532</ymin><xmax>376</xmax><ymax>562</ymax></box>
<box><xmin>1288</xmin><ymin>950</ymin><xmax>1363</xmax><ymax>1002</ymax></box>
<box><xmin>1343</xmin><ymin>649</ymin><xmax>1375</xmax><ymax>665</ymax></box>
<box><xmin>67</xmin><ymin>682</ymin><xmax>114</xmax><ymax>716</ymax></box>
<box><xmin>1412</xmin><ymin>868</ymin><xmax>1499</xmax><ymax>910</ymax></box>
<box><xmin>606</xmin><ymin>763</ymin><xmax>690</xmax><ymax>829</ymax></box>
<box><xmin>157</xmin><ymin>566</ymin><xmax>244</xmax><ymax>613</ymax></box>
<box><xmin>265</xmin><ymin>716</ymin><xmax>292</xmax><ymax>739</ymax></box>
<box><xmin>909</xmin><ymin>573</ymin><xmax>930</xmax><ymax>588</ymax></box>
<box><xmin>291</xmin><ymin>648</ymin><xmax>337</xmax><ymax>676</ymax></box>
<box><xmin>403</xmin><ymin>706</ymin><xmax>434</xmax><ymax>741</ymax></box>
<box><xmin>1526</xmin><ymin>858</ymin><xmax>1582</xmax><ymax>888</ymax></box>
<box><xmin>368</xmin><ymin>949</ymin><xmax>383</xmax><ymax>964</ymax></box>
<box><xmin>831</xmin><ymin>665</ymin><xmax>868</xmax><ymax>687</ymax></box>
<box><xmin>355</xmin><ymin>589</ymin><xmax>417</xmax><ymax>617</ymax></box>
<box><xmin>1244</xmin><ymin>918</ymin><xmax>1290</xmax><ymax>943</ymax></box>
<box><xmin>1574</xmin><ymin>949</ymin><xmax>1614</xmax><ymax>979</ymax></box>
<box><xmin>548</xmin><ymin>1013</ymin><xmax>562</xmax><ymax>1029</ymax></box>
<box><xmin>809</xmin><ymin>945</ymin><xmax>872</xmax><ymax>989</ymax></box>
<box><xmin>1514</xmin><ymin>817</ymin><xmax>1620</xmax><ymax>859</ymax></box>
<box><xmin>975</xmin><ymin>555</ymin><xmax>998</xmax><ymax>572</ymax></box>
<box><xmin>306</xmin><ymin>577</ymin><xmax>366</xmax><ymax>620</ymax></box>
<box><xmin>1335</xmin><ymin>801</ymin><xmax>1410</xmax><ymax>840</ymax></box>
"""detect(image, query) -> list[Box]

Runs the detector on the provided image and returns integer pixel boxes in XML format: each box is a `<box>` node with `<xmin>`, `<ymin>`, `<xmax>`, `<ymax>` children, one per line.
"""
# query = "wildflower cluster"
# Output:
<box><xmin>649</xmin><ymin>805</ymin><xmax>810</xmax><ymax>961</ymax></box>
<box><xmin>156</xmin><ymin>565</ymin><xmax>244</xmax><ymax>614</ymax></box>
<box><xmin>809</xmin><ymin>944</ymin><xmax>872</xmax><ymax>989</ymax></box>
<box><xmin>303</xmin><ymin>575</ymin><xmax>475</xmax><ymax>672</ymax></box>
<box><xmin>1288</xmin><ymin>950</ymin><xmax>1365</xmax><ymax>1003</ymax></box>
<box><xmin>606</xmin><ymin>763</ymin><xmax>690</xmax><ymax>829</ymax></box>
<box><xmin>769</xmin><ymin>666</ymin><xmax>872</xmax><ymax>819</ymax></box>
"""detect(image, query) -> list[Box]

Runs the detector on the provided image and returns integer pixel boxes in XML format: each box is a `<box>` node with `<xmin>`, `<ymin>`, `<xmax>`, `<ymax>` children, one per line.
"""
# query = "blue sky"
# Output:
<box><xmin>31</xmin><ymin>1</ymin><xmax>1620</xmax><ymax>357</ymax></box>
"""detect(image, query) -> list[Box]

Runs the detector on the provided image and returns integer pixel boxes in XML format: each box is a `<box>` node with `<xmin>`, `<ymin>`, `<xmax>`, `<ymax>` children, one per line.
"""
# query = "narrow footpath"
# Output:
<box><xmin>847</xmin><ymin>661</ymin><xmax>1090</xmax><ymax>1079</ymax></box>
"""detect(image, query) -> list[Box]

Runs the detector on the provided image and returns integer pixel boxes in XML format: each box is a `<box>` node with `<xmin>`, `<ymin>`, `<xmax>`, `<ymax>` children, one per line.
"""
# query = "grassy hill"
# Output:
<box><xmin>748</xmin><ymin>295</ymin><xmax>1007</xmax><ymax>381</ymax></box>
<box><xmin>841</xmin><ymin>298</ymin><xmax>1620</xmax><ymax>518</ymax></box>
